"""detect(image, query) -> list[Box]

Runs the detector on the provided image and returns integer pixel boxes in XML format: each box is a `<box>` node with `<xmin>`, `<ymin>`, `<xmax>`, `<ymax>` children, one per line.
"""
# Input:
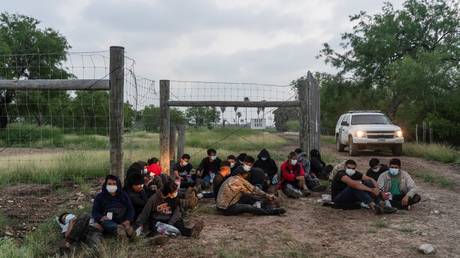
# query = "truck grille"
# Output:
<box><xmin>367</xmin><ymin>134</ymin><xmax>394</xmax><ymax>139</ymax></box>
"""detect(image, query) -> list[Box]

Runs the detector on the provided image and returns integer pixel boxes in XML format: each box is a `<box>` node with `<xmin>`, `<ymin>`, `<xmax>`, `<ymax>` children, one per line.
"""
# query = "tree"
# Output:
<box><xmin>186</xmin><ymin>107</ymin><xmax>220</xmax><ymax>129</ymax></box>
<box><xmin>0</xmin><ymin>12</ymin><xmax>72</xmax><ymax>128</ymax></box>
<box><xmin>140</xmin><ymin>105</ymin><xmax>186</xmax><ymax>132</ymax></box>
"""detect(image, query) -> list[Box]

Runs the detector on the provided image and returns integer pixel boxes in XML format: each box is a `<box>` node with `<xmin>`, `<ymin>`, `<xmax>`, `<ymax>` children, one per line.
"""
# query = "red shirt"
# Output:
<box><xmin>280</xmin><ymin>161</ymin><xmax>305</xmax><ymax>184</ymax></box>
<box><xmin>146</xmin><ymin>163</ymin><xmax>162</xmax><ymax>176</ymax></box>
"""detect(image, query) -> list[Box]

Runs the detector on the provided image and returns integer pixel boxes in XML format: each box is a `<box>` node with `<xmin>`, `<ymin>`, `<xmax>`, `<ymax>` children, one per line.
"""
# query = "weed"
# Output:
<box><xmin>403</xmin><ymin>143</ymin><xmax>460</xmax><ymax>164</ymax></box>
<box><xmin>413</xmin><ymin>170</ymin><xmax>456</xmax><ymax>190</ymax></box>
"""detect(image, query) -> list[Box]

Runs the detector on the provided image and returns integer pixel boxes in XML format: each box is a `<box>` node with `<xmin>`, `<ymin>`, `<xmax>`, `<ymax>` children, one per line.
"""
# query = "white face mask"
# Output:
<box><xmin>149</xmin><ymin>172</ymin><xmax>155</xmax><ymax>177</ymax></box>
<box><xmin>106</xmin><ymin>185</ymin><xmax>118</xmax><ymax>193</ymax></box>
<box><xmin>290</xmin><ymin>159</ymin><xmax>297</xmax><ymax>165</ymax></box>
<box><xmin>230</xmin><ymin>162</ymin><xmax>235</xmax><ymax>168</ymax></box>
<box><xmin>210</xmin><ymin>155</ymin><xmax>217</xmax><ymax>161</ymax></box>
<box><xmin>182</xmin><ymin>161</ymin><xmax>189</xmax><ymax>166</ymax></box>
<box><xmin>243</xmin><ymin>164</ymin><xmax>251</xmax><ymax>172</ymax></box>
<box><xmin>58</xmin><ymin>213</ymin><xmax>76</xmax><ymax>233</ymax></box>
<box><xmin>389</xmin><ymin>168</ymin><xmax>399</xmax><ymax>176</ymax></box>
<box><xmin>261</xmin><ymin>157</ymin><xmax>268</xmax><ymax>161</ymax></box>
<box><xmin>345</xmin><ymin>168</ymin><xmax>356</xmax><ymax>176</ymax></box>
<box><xmin>372</xmin><ymin>167</ymin><xmax>380</xmax><ymax>172</ymax></box>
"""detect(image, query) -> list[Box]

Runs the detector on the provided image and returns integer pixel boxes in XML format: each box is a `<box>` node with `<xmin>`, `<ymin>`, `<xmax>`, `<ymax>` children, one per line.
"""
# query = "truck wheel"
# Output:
<box><xmin>348</xmin><ymin>136</ymin><xmax>358</xmax><ymax>156</ymax></box>
<box><xmin>336</xmin><ymin>136</ymin><xmax>345</xmax><ymax>152</ymax></box>
<box><xmin>392</xmin><ymin>144</ymin><xmax>403</xmax><ymax>156</ymax></box>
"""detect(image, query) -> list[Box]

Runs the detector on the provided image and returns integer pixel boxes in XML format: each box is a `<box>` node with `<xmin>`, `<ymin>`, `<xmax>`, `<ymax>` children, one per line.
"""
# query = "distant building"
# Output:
<box><xmin>250</xmin><ymin>118</ymin><xmax>266</xmax><ymax>130</ymax></box>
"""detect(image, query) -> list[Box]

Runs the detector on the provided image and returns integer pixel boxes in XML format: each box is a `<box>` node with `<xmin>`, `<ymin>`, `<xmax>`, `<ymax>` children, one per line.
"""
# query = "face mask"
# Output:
<box><xmin>230</xmin><ymin>162</ymin><xmax>235</xmax><ymax>168</ymax></box>
<box><xmin>149</xmin><ymin>172</ymin><xmax>155</xmax><ymax>177</ymax></box>
<box><xmin>290</xmin><ymin>159</ymin><xmax>297</xmax><ymax>165</ymax></box>
<box><xmin>243</xmin><ymin>164</ymin><xmax>251</xmax><ymax>172</ymax></box>
<box><xmin>345</xmin><ymin>168</ymin><xmax>356</xmax><ymax>176</ymax></box>
<box><xmin>64</xmin><ymin>214</ymin><xmax>76</xmax><ymax>225</ymax></box>
<box><xmin>58</xmin><ymin>214</ymin><xmax>76</xmax><ymax>233</ymax></box>
<box><xmin>106</xmin><ymin>185</ymin><xmax>117</xmax><ymax>193</ymax></box>
<box><xmin>372</xmin><ymin>167</ymin><xmax>380</xmax><ymax>172</ymax></box>
<box><xmin>210</xmin><ymin>155</ymin><xmax>217</xmax><ymax>161</ymax></box>
<box><xmin>389</xmin><ymin>168</ymin><xmax>399</xmax><ymax>176</ymax></box>
<box><xmin>182</xmin><ymin>161</ymin><xmax>188</xmax><ymax>166</ymax></box>
<box><xmin>261</xmin><ymin>157</ymin><xmax>268</xmax><ymax>161</ymax></box>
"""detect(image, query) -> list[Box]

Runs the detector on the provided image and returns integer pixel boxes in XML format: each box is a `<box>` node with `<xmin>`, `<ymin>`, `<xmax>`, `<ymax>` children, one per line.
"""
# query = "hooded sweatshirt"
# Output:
<box><xmin>92</xmin><ymin>175</ymin><xmax>135</xmax><ymax>224</ymax></box>
<box><xmin>310</xmin><ymin>149</ymin><xmax>325</xmax><ymax>176</ymax></box>
<box><xmin>296</xmin><ymin>152</ymin><xmax>311</xmax><ymax>175</ymax></box>
<box><xmin>253</xmin><ymin>149</ymin><xmax>278</xmax><ymax>180</ymax></box>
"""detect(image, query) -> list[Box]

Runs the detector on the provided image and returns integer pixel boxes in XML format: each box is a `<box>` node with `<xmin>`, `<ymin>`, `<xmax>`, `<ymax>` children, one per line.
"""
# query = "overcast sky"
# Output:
<box><xmin>3</xmin><ymin>0</ymin><xmax>405</xmax><ymax>85</ymax></box>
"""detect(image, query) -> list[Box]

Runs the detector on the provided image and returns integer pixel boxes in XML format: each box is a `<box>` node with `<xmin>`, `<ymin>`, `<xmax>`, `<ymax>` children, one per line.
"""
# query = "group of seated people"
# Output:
<box><xmin>56</xmin><ymin>147</ymin><xmax>421</xmax><ymax>252</ymax></box>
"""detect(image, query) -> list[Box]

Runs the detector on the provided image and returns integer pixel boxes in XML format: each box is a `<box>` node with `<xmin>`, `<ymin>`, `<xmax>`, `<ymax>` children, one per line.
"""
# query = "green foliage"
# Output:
<box><xmin>413</xmin><ymin>169</ymin><xmax>456</xmax><ymax>189</ymax></box>
<box><xmin>0</xmin><ymin>123</ymin><xmax>64</xmax><ymax>147</ymax></box>
<box><xmin>273</xmin><ymin>107</ymin><xmax>298</xmax><ymax>132</ymax></box>
<box><xmin>285</xmin><ymin>120</ymin><xmax>300</xmax><ymax>132</ymax></box>
<box><xmin>140</xmin><ymin>105</ymin><xmax>185</xmax><ymax>132</ymax></box>
<box><xmin>403</xmin><ymin>142</ymin><xmax>460</xmax><ymax>163</ymax></box>
<box><xmin>186</xmin><ymin>107</ymin><xmax>220</xmax><ymax>129</ymax></box>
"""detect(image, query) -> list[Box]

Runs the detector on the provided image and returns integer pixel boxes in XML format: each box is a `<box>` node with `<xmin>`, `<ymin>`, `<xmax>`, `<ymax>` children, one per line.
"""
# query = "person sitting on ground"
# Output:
<box><xmin>310</xmin><ymin>149</ymin><xmax>332</xmax><ymax>180</ymax></box>
<box><xmin>135</xmin><ymin>177</ymin><xmax>204</xmax><ymax>238</ymax></box>
<box><xmin>227</xmin><ymin>155</ymin><xmax>238</xmax><ymax>174</ymax></box>
<box><xmin>295</xmin><ymin>148</ymin><xmax>326</xmax><ymax>192</ymax></box>
<box><xmin>173</xmin><ymin>154</ymin><xmax>194</xmax><ymax>189</ymax></box>
<box><xmin>329</xmin><ymin>160</ymin><xmax>346</xmax><ymax>181</ymax></box>
<box><xmin>124</xmin><ymin>172</ymin><xmax>148</xmax><ymax>221</ymax></box>
<box><xmin>126</xmin><ymin>161</ymin><xmax>148</xmax><ymax>179</ymax></box>
<box><xmin>280</xmin><ymin>152</ymin><xmax>310</xmax><ymax>198</ymax></box>
<box><xmin>196</xmin><ymin>149</ymin><xmax>222</xmax><ymax>189</ymax></box>
<box><xmin>377</xmin><ymin>158</ymin><xmax>421</xmax><ymax>210</ymax></box>
<box><xmin>230</xmin><ymin>153</ymin><xmax>247</xmax><ymax>176</ymax></box>
<box><xmin>92</xmin><ymin>175</ymin><xmax>135</xmax><ymax>240</ymax></box>
<box><xmin>331</xmin><ymin>160</ymin><xmax>396</xmax><ymax>214</ymax></box>
<box><xmin>213</xmin><ymin>161</ymin><xmax>232</xmax><ymax>198</ymax></box>
<box><xmin>233</xmin><ymin>155</ymin><xmax>268</xmax><ymax>191</ymax></box>
<box><xmin>253</xmin><ymin>148</ymin><xmax>278</xmax><ymax>184</ymax></box>
<box><xmin>216</xmin><ymin>167</ymin><xmax>286</xmax><ymax>216</ymax></box>
<box><xmin>146</xmin><ymin>157</ymin><xmax>162</xmax><ymax>177</ymax></box>
<box><xmin>366</xmin><ymin>158</ymin><xmax>388</xmax><ymax>181</ymax></box>
<box><xmin>57</xmin><ymin>212</ymin><xmax>103</xmax><ymax>253</ymax></box>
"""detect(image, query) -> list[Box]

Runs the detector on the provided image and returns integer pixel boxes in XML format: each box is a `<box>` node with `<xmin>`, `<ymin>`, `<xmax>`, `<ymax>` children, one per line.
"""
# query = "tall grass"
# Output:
<box><xmin>0</xmin><ymin>123</ymin><xmax>64</xmax><ymax>147</ymax></box>
<box><xmin>413</xmin><ymin>169</ymin><xmax>456</xmax><ymax>190</ymax></box>
<box><xmin>403</xmin><ymin>142</ymin><xmax>460</xmax><ymax>164</ymax></box>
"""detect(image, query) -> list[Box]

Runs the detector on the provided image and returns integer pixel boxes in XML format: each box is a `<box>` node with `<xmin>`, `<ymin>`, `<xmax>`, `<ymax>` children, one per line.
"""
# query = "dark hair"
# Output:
<box><xmin>147</xmin><ymin>157</ymin><xmax>159</xmax><ymax>165</ymax></box>
<box><xmin>310</xmin><ymin>149</ymin><xmax>321</xmax><ymax>159</ymax></box>
<box><xmin>227</xmin><ymin>155</ymin><xmax>236</xmax><ymax>160</ymax></box>
<box><xmin>237</xmin><ymin>153</ymin><xmax>247</xmax><ymax>161</ymax></box>
<box><xmin>207</xmin><ymin>149</ymin><xmax>217</xmax><ymax>155</ymax></box>
<box><xmin>124</xmin><ymin>172</ymin><xmax>144</xmax><ymax>189</ymax></box>
<box><xmin>288</xmin><ymin>151</ymin><xmax>297</xmax><ymax>160</ymax></box>
<box><xmin>294</xmin><ymin>148</ymin><xmax>303</xmax><ymax>154</ymax></box>
<box><xmin>221</xmin><ymin>161</ymin><xmax>231</xmax><ymax>168</ymax></box>
<box><xmin>182</xmin><ymin>154</ymin><xmax>191</xmax><ymax>160</ymax></box>
<box><xmin>58</xmin><ymin>212</ymin><xmax>69</xmax><ymax>224</ymax></box>
<box><xmin>389</xmin><ymin>158</ymin><xmax>401</xmax><ymax>167</ymax></box>
<box><xmin>126</xmin><ymin>161</ymin><xmax>146</xmax><ymax>177</ymax></box>
<box><xmin>161</xmin><ymin>177</ymin><xmax>178</xmax><ymax>196</ymax></box>
<box><xmin>345</xmin><ymin>160</ymin><xmax>357</xmax><ymax>166</ymax></box>
<box><xmin>369</xmin><ymin>158</ymin><xmax>380</xmax><ymax>167</ymax></box>
<box><xmin>244</xmin><ymin>155</ymin><xmax>255</xmax><ymax>164</ymax></box>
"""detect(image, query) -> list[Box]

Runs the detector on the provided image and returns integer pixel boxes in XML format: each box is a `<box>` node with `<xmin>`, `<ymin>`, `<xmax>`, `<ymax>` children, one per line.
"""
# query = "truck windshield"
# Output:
<box><xmin>351</xmin><ymin>114</ymin><xmax>391</xmax><ymax>125</ymax></box>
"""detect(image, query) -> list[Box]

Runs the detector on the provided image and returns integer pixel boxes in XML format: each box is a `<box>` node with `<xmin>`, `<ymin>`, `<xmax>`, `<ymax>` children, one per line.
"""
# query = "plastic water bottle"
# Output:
<box><xmin>155</xmin><ymin>222</ymin><xmax>181</xmax><ymax>237</ymax></box>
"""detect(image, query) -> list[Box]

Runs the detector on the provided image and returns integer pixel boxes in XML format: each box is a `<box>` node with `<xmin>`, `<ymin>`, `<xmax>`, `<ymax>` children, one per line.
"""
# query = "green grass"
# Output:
<box><xmin>0</xmin><ymin>123</ymin><xmax>64</xmax><ymax>147</ymax></box>
<box><xmin>371</xmin><ymin>219</ymin><xmax>388</xmax><ymax>228</ymax></box>
<box><xmin>320</xmin><ymin>135</ymin><xmax>336</xmax><ymax>145</ymax></box>
<box><xmin>413</xmin><ymin>169</ymin><xmax>456</xmax><ymax>190</ymax></box>
<box><xmin>403</xmin><ymin>142</ymin><xmax>460</xmax><ymax>164</ymax></box>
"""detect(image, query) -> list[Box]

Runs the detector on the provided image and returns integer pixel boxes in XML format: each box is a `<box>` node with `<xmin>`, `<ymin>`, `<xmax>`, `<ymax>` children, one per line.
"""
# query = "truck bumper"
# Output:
<box><xmin>352</xmin><ymin>137</ymin><xmax>404</xmax><ymax>145</ymax></box>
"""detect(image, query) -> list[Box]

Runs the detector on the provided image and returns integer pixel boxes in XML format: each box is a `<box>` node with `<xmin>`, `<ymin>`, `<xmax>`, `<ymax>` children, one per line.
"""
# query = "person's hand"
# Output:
<box><xmin>100</xmin><ymin>216</ymin><xmax>109</xmax><ymax>221</ymax></box>
<box><xmin>371</xmin><ymin>188</ymin><xmax>380</xmax><ymax>196</ymax></box>
<box><xmin>267</xmin><ymin>194</ymin><xmax>275</xmax><ymax>201</ymax></box>
<box><xmin>402</xmin><ymin>195</ymin><xmax>409</xmax><ymax>207</ymax></box>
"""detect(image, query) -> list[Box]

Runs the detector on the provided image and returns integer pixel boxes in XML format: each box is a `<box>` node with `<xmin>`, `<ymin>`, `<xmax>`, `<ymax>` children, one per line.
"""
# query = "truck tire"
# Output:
<box><xmin>348</xmin><ymin>136</ymin><xmax>358</xmax><ymax>156</ymax></box>
<box><xmin>392</xmin><ymin>144</ymin><xmax>403</xmax><ymax>156</ymax></box>
<box><xmin>336</xmin><ymin>136</ymin><xmax>345</xmax><ymax>152</ymax></box>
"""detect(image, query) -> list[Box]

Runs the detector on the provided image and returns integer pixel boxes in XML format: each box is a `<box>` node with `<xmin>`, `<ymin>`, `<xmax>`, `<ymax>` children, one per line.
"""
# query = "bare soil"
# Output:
<box><xmin>1</xmin><ymin>138</ymin><xmax>459</xmax><ymax>257</ymax></box>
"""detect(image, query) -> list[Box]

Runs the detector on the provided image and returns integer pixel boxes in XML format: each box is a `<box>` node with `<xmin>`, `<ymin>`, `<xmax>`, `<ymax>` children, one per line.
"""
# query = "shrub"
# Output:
<box><xmin>0</xmin><ymin>123</ymin><xmax>64</xmax><ymax>147</ymax></box>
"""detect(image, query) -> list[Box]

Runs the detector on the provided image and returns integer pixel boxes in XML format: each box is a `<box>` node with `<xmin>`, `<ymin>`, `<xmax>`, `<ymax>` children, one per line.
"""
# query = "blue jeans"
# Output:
<box><xmin>100</xmin><ymin>220</ymin><xmax>119</xmax><ymax>235</ymax></box>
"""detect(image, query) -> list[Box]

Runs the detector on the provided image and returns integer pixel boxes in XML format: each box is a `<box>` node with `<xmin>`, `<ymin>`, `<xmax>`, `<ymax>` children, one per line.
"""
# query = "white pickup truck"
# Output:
<box><xmin>335</xmin><ymin>111</ymin><xmax>404</xmax><ymax>156</ymax></box>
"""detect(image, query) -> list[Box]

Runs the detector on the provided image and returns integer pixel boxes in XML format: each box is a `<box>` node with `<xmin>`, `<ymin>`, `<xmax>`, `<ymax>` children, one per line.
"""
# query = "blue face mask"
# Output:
<box><xmin>389</xmin><ymin>168</ymin><xmax>399</xmax><ymax>176</ymax></box>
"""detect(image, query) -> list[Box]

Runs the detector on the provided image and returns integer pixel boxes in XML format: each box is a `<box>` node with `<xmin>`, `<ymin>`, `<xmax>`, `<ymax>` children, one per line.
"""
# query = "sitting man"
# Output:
<box><xmin>124</xmin><ymin>172</ymin><xmax>148</xmax><ymax>221</ymax></box>
<box><xmin>234</xmin><ymin>155</ymin><xmax>268</xmax><ymax>191</ymax></box>
<box><xmin>377</xmin><ymin>158</ymin><xmax>421</xmax><ymax>210</ymax></box>
<box><xmin>295</xmin><ymin>148</ymin><xmax>326</xmax><ymax>192</ymax></box>
<box><xmin>280</xmin><ymin>152</ymin><xmax>310</xmax><ymax>198</ymax></box>
<box><xmin>92</xmin><ymin>175</ymin><xmax>135</xmax><ymax>240</ymax></box>
<box><xmin>213</xmin><ymin>161</ymin><xmax>232</xmax><ymax>198</ymax></box>
<box><xmin>331</xmin><ymin>160</ymin><xmax>396</xmax><ymax>214</ymax></box>
<box><xmin>196</xmin><ymin>148</ymin><xmax>222</xmax><ymax>189</ymax></box>
<box><xmin>135</xmin><ymin>178</ymin><xmax>204</xmax><ymax>238</ymax></box>
<box><xmin>173</xmin><ymin>154</ymin><xmax>194</xmax><ymax>189</ymax></box>
<box><xmin>216</xmin><ymin>168</ymin><xmax>285</xmax><ymax>216</ymax></box>
<box><xmin>366</xmin><ymin>158</ymin><xmax>388</xmax><ymax>181</ymax></box>
<box><xmin>253</xmin><ymin>149</ymin><xmax>278</xmax><ymax>185</ymax></box>
<box><xmin>227</xmin><ymin>155</ymin><xmax>238</xmax><ymax>174</ymax></box>
<box><xmin>57</xmin><ymin>212</ymin><xmax>103</xmax><ymax>253</ymax></box>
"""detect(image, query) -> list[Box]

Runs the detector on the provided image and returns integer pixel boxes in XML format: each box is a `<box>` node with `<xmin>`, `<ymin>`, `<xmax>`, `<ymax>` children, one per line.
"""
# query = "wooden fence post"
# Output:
<box><xmin>415</xmin><ymin>124</ymin><xmax>419</xmax><ymax>144</ymax></box>
<box><xmin>298</xmin><ymin>77</ymin><xmax>309</xmax><ymax>153</ymax></box>
<box><xmin>160</xmin><ymin>80</ymin><xmax>171</xmax><ymax>175</ymax></box>
<box><xmin>176</xmin><ymin>124</ymin><xmax>185</xmax><ymax>161</ymax></box>
<box><xmin>169</xmin><ymin>123</ymin><xmax>177</xmax><ymax>172</ymax></box>
<box><xmin>109</xmin><ymin>46</ymin><xmax>125</xmax><ymax>182</ymax></box>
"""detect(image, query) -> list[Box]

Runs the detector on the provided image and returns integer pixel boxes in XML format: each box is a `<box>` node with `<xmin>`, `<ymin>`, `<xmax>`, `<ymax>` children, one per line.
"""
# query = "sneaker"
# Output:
<box><xmin>382</xmin><ymin>206</ymin><xmax>397</xmax><ymax>214</ymax></box>
<box><xmin>148</xmin><ymin>234</ymin><xmax>170</xmax><ymax>245</ymax></box>
<box><xmin>190</xmin><ymin>220</ymin><xmax>205</xmax><ymax>238</ymax></box>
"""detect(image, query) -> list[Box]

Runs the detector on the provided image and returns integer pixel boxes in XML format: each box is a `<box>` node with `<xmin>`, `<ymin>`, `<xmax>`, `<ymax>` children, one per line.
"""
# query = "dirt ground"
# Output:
<box><xmin>1</xmin><ymin>138</ymin><xmax>459</xmax><ymax>257</ymax></box>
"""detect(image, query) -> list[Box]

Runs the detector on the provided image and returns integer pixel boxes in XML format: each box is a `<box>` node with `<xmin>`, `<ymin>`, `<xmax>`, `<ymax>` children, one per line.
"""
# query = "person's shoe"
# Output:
<box><xmin>265</xmin><ymin>207</ymin><xmax>286</xmax><ymax>215</ymax></box>
<box><xmin>185</xmin><ymin>187</ymin><xmax>199</xmax><ymax>209</ymax></box>
<box><xmin>301</xmin><ymin>188</ymin><xmax>311</xmax><ymax>197</ymax></box>
<box><xmin>190</xmin><ymin>220</ymin><xmax>205</xmax><ymax>238</ymax></box>
<box><xmin>383</xmin><ymin>206</ymin><xmax>397</xmax><ymax>214</ymax></box>
<box><xmin>148</xmin><ymin>234</ymin><xmax>170</xmax><ymax>245</ymax></box>
<box><xmin>312</xmin><ymin>185</ymin><xmax>327</xmax><ymax>192</ymax></box>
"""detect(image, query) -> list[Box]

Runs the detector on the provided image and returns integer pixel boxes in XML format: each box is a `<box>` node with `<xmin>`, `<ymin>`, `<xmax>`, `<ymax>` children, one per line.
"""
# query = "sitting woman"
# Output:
<box><xmin>135</xmin><ymin>177</ymin><xmax>204</xmax><ymax>238</ymax></box>
<box><xmin>124</xmin><ymin>172</ymin><xmax>148</xmax><ymax>221</ymax></box>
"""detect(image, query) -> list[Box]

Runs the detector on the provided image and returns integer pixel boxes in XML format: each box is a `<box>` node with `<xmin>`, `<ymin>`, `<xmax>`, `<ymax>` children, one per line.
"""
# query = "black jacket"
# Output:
<box><xmin>253</xmin><ymin>149</ymin><xmax>278</xmax><ymax>180</ymax></box>
<box><xmin>126</xmin><ymin>189</ymin><xmax>148</xmax><ymax>221</ymax></box>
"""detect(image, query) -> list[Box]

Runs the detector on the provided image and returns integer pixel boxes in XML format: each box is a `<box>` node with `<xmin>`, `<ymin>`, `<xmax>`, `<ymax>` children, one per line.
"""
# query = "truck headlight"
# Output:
<box><xmin>395</xmin><ymin>130</ymin><xmax>403</xmax><ymax>138</ymax></box>
<box><xmin>356</xmin><ymin>130</ymin><xmax>366</xmax><ymax>138</ymax></box>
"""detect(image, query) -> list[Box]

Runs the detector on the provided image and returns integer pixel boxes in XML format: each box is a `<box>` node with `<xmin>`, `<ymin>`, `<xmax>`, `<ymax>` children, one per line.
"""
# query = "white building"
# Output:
<box><xmin>250</xmin><ymin>118</ymin><xmax>266</xmax><ymax>129</ymax></box>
